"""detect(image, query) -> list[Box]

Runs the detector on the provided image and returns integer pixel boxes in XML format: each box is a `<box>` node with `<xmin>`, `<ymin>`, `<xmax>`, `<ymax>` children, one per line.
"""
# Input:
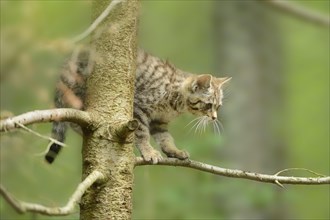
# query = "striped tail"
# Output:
<box><xmin>45</xmin><ymin>121</ymin><xmax>67</xmax><ymax>164</ymax></box>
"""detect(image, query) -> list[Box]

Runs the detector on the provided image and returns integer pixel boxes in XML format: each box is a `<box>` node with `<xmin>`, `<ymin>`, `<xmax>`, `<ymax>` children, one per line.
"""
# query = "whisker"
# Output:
<box><xmin>223</xmin><ymin>87</ymin><xmax>233</xmax><ymax>98</ymax></box>
<box><xmin>187</xmin><ymin>116</ymin><xmax>203</xmax><ymax>135</ymax></box>
<box><xmin>203</xmin><ymin>117</ymin><xmax>209</xmax><ymax>133</ymax></box>
<box><xmin>202</xmin><ymin>118</ymin><xmax>206</xmax><ymax>133</ymax></box>
<box><xmin>184</xmin><ymin>117</ymin><xmax>201</xmax><ymax>128</ymax></box>
<box><xmin>213</xmin><ymin>120</ymin><xmax>221</xmax><ymax>135</ymax></box>
<box><xmin>193</xmin><ymin>120</ymin><xmax>200</xmax><ymax>134</ymax></box>
<box><xmin>216</xmin><ymin>121</ymin><xmax>221</xmax><ymax>135</ymax></box>
<box><xmin>199</xmin><ymin>116</ymin><xmax>209</xmax><ymax>135</ymax></box>
<box><xmin>215</xmin><ymin>119</ymin><xmax>225</xmax><ymax>133</ymax></box>
<box><xmin>186</xmin><ymin>116</ymin><xmax>221</xmax><ymax>136</ymax></box>
<box><xmin>200</xmin><ymin>117</ymin><xmax>205</xmax><ymax>135</ymax></box>
<box><xmin>196</xmin><ymin>116</ymin><xmax>208</xmax><ymax>135</ymax></box>
<box><xmin>195</xmin><ymin>118</ymin><xmax>203</xmax><ymax>135</ymax></box>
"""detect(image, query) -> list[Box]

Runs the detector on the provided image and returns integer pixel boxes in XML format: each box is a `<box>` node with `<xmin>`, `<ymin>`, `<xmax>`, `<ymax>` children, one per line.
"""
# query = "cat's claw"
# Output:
<box><xmin>141</xmin><ymin>149</ymin><xmax>163</xmax><ymax>164</ymax></box>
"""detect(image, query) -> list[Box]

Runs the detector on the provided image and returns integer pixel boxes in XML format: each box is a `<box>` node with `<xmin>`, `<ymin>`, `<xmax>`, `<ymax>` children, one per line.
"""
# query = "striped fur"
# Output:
<box><xmin>46</xmin><ymin>48</ymin><xmax>231</xmax><ymax>164</ymax></box>
<box><xmin>45</xmin><ymin>49</ymin><xmax>90</xmax><ymax>163</ymax></box>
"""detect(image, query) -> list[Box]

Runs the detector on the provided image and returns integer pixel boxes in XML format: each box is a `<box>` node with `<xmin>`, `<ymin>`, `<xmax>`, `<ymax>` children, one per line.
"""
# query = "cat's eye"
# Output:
<box><xmin>204</xmin><ymin>103</ymin><xmax>212</xmax><ymax>110</ymax></box>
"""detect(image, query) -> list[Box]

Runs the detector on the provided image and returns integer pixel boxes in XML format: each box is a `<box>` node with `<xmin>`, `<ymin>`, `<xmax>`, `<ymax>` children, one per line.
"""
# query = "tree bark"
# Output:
<box><xmin>213</xmin><ymin>1</ymin><xmax>287</xmax><ymax>218</ymax></box>
<box><xmin>79</xmin><ymin>0</ymin><xmax>138</xmax><ymax>219</ymax></box>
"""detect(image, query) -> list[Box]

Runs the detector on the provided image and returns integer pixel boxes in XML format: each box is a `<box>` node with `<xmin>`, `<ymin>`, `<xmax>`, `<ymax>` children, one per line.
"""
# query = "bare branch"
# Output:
<box><xmin>274</xmin><ymin>167</ymin><xmax>326</xmax><ymax>177</ymax></box>
<box><xmin>15</xmin><ymin>122</ymin><xmax>66</xmax><ymax>147</ymax></box>
<box><xmin>135</xmin><ymin>157</ymin><xmax>330</xmax><ymax>186</ymax></box>
<box><xmin>0</xmin><ymin>170</ymin><xmax>104</xmax><ymax>216</ymax></box>
<box><xmin>71</xmin><ymin>0</ymin><xmax>125</xmax><ymax>44</ymax></box>
<box><xmin>0</xmin><ymin>108</ymin><xmax>91</xmax><ymax>132</ymax></box>
<box><xmin>263</xmin><ymin>0</ymin><xmax>330</xmax><ymax>27</ymax></box>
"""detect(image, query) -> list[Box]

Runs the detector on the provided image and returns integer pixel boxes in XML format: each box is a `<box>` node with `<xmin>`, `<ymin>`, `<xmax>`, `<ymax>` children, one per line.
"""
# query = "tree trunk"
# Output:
<box><xmin>213</xmin><ymin>1</ymin><xmax>287</xmax><ymax>218</ymax></box>
<box><xmin>80</xmin><ymin>0</ymin><xmax>138</xmax><ymax>219</ymax></box>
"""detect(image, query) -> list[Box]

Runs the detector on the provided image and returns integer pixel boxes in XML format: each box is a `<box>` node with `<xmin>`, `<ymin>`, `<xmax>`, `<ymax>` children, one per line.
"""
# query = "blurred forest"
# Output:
<box><xmin>0</xmin><ymin>0</ymin><xmax>329</xmax><ymax>219</ymax></box>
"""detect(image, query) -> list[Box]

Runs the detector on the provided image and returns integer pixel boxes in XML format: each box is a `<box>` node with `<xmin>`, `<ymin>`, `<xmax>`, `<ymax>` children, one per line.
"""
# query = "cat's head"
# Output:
<box><xmin>185</xmin><ymin>74</ymin><xmax>231</xmax><ymax>120</ymax></box>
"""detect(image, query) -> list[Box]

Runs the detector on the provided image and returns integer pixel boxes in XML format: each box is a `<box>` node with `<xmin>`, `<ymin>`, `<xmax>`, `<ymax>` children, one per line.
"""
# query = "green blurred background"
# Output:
<box><xmin>0</xmin><ymin>0</ymin><xmax>329</xmax><ymax>219</ymax></box>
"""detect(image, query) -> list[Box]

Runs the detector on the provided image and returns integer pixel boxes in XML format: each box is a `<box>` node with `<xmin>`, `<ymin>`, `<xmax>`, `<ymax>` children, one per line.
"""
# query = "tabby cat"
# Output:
<box><xmin>45</xmin><ymin>49</ymin><xmax>231</xmax><ymax>164</ymax></box>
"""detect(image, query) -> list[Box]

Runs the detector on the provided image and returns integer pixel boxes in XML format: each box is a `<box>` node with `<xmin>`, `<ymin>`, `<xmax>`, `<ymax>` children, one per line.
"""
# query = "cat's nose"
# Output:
<box><xmin>211</xmin><ymin>111</ymin><xmax>217</xmax><ymax>120</ymax></box>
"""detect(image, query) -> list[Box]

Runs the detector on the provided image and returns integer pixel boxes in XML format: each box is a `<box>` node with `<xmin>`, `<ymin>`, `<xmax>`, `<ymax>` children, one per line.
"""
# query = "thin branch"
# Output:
<box><xmin>135</xmin><ymin>157</ymin><xmax>330</xmax><ymax>186</ymax></box>
<box><xmin>0</xmin><ymin>170</ymin><xmax>104</xmax><ymax>216</ymax></box>
<box><xmin>34</xmin><ymin>141</ymin><xmax>56</xmax><ymax>157</ymax></box>
<box><xmin>0</xmin><ymin>108</ymin><xmax>91</xmax><ymax>132</ymax></box>
<box><xmin>14</xmin><ymin>122</ymin><xmax>66</xmax><ymax>147</ymax></box>
<box><xmin>71</xmin><ymin>0</ymin><xmax>124</xmax><ymax>44</ymax></box>
<box><xmin>274</xmin><ymin>167</ymin><xmax>326</xmax><ymax>177</ymax></box>
<box><xmin>263</xmin><ymin>0</ymin><xmax>330</xmax><ymax>27</ymax></box>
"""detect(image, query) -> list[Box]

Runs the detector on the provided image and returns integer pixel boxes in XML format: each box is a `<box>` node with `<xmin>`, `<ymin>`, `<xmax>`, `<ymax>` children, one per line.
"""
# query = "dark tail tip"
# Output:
<box><xmin>45</xmin><ymin>143</ymin><xmax>62</xmax><ymax>164</ymax></box>
<box><xmin>45</xmin><ymin>154</ymin><xmax>55</xmax><ymax>164</ymax></box>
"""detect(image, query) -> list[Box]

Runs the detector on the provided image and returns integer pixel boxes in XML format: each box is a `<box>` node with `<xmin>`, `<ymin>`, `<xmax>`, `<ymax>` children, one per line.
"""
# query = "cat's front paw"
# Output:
<box><xmin>141</xmin><ymin>148</ymin><xmax>163</xmax><ymax>164</ymax></box>
<box><xmin>176</xmin><ymin>149</ymin><xmax>190</xmax><ymax>160</ymax></box>
<box><xmin>162</xmin><ymin>148</ymin><xmax>190</xmax><ymax>160</ymax></box>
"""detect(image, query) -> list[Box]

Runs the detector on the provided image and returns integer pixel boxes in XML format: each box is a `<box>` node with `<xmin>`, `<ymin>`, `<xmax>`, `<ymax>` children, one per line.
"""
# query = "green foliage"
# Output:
<box><xmin>0</xmin><ymin>1</ymin><xmax>329</xmax><ymax>219</ymax></box>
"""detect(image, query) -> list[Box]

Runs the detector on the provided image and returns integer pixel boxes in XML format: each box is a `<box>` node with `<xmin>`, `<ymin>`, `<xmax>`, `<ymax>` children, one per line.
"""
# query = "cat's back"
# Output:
<box><xmin>134</xmin><ymin>50</ymin><xmax>178</xmax><ymax>105</ymax></box>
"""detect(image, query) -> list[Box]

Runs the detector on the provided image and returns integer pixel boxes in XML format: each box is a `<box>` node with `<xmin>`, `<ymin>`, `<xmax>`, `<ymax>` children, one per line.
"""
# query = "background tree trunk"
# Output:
<box><xmin>80</xmin><ymin>0</ymin><xmax>138</xmax><ymax>219</ymax></box>
<box><xmin>213</xmin><ymin>1</ymin><xmax>287</xmax><ymax>218</ymax></box>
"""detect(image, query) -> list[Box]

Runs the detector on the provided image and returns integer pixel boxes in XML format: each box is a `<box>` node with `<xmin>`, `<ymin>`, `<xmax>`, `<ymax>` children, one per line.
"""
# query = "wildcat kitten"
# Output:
<box><xmin>45</xmin><ymin>49</ymin><xmax>231</xmax><ymax>164</ymax></box>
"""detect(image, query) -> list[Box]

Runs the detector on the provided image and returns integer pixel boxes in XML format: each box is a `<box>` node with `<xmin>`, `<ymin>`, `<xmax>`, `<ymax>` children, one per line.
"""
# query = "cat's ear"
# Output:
<box><xmin>216</xmin><ymin>77</ymin><xmax>232</xmax><ymax>88</ymax></box>
<box><xmin>191</xmin><ymin>74</ymin><xmax>212</xmax><ymax>92</ymax></box>
<box><xmin>218</xmin><ymin>77</ymin><xmax>231</xmax><ymax>85</ymax></box>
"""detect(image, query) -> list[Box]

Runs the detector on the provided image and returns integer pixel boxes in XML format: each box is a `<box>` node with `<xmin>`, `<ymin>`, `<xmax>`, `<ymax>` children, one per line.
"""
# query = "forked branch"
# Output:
<box><xmin>0</xmin><ymin>170</ymin><xmax>104</xmax><ymax>216</ymax></box>
<box><xmin>135</xmin><ymin>157</ymin><xmax>330</xmax><ymax>186</ymax></box>
<box><xmin>0</xmin><ymin>108</ymin><xmax>91</xmax><ymax>132</ymax></box>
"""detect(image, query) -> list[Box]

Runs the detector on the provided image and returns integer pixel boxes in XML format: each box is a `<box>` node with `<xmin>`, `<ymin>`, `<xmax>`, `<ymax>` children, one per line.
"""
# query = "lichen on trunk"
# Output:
<box><xmin>79</xmin><ymin>0</ymin><xmax>138</xmax><ymax>219</ymax></box>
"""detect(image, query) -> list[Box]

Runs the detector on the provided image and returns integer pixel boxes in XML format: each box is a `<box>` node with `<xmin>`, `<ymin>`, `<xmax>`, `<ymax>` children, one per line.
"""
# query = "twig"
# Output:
<box><xmin>34</xmin><ymin>141</ymin><xmax>54</xmax><ymax>157</ymax></box>
<box><xmin>71</xmin><ymin>0</ymin><xmax>124</xmax><ymax>43</ymax></box>
<box><xmin>273</xmin><ymin>167</ymin><xmax>326</xmax><ymax>188</ymax></box>
<box><xmin>0</xmin><ymin>170</ymin><xmax>104</xmax><ymax>216</ymax></box>
<box><xmin>263</xmin><ymin>0</ymin><xmax>330</xmax><ymax>27</ymax></box>
<box><xmin>14</xmin><ymin>122</ymin><xmax>65</xmax><ymax>147</ymax></box>
<box><xmin>0</xmin><ymin>109</ymin><xmax>91</xmax><ymax>132</ymax></box>
<box><xmin>274</xmin><ymin>167</ymin><xmax>326</xmax><ymax>177</ymax></box>
<box><xmin>135</xmin><ymin>157</ymin><xmax>330</xmax><ymax>186</ymax></box>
